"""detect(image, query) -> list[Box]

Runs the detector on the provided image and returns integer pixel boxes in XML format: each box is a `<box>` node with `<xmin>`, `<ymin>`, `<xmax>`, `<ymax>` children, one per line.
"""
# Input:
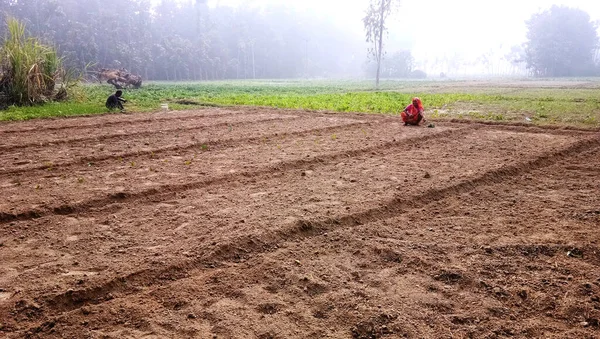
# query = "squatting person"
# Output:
<box><xmin>401</xmin><ymin>97</ymin><xmax>425</xmax><ymax>126</ymax></box>
<box><xmin>105</xmin><ymin>90</ymin><xmax>127</xmax><ymax>112</ymax></box>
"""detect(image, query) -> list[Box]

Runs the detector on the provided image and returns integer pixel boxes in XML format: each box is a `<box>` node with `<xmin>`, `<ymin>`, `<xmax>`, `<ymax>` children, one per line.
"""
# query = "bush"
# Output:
<box><xmin>0</xmin><ymin>18</ymin><xmax>67</xmax><ymax>106</ymax></box>
<box><xmin>410</xmin><ymin>70</ymin><xmax>427</xmax><ymax>79</ymax></box>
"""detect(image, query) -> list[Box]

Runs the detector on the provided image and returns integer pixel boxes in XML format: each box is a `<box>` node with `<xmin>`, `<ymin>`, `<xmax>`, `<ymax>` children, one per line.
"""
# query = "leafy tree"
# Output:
<box><xmin>525</xmin><ymin>5</ymin><xmax>599</xmax><ymax>77</ymax></box>
<box><xmin>0</xmin><ymin>0</ymin><xmax>367</xmax><ymax>81</ymax></box>
<box><xmin>385</xmin><ymin>50</ymin><xmax>414</xmax><ymax>78</ymax></box>
<box><xmin>504</xmin><ymin>45</ymin><xmax>528</xmax><ymax>76</ymax></box>
<box><xmin>363</xmin><ymin>0</ymin><xmax>398</xmax><ymax>87</ymax></box>
<box><xmin>364</xmin><ymin>50</ymin><xmax>413</xmax><ymax>78</ymax></box>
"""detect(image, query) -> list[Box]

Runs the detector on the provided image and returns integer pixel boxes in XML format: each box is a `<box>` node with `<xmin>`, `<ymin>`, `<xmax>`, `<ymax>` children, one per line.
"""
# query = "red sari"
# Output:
<box><xmin>401</xmin><ymin>97</ymin><xmax>424</xmax><ymax>125</ymax></box>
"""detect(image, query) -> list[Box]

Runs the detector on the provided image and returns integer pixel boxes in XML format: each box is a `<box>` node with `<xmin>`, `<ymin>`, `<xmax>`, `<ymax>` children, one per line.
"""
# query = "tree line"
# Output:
<box><xmin>0</xmin><ymin>0</ymin><xmax>598</xmax><ymax>83</ymax></box>
<box><xmin>0</xmin><ymin>0</ymin><xmax>371</xmax><ymax>81</ymax></box>
<box><xmin>525</xmin><ymin>5</ymin><xmax>599</xmax><ymax>77</ymax></box>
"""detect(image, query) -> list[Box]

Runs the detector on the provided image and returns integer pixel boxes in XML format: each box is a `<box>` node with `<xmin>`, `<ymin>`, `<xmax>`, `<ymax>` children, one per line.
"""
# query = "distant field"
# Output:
<box><xmin>1</xmin><ymin>79</ymin><xmax>599</xmax><ymax>127</ymax></box>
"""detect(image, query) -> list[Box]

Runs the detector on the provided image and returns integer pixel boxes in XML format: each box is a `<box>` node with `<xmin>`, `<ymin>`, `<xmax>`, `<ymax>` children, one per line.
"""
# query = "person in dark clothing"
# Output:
<box><xmin>105</xmin><ymin>90</ymin><xmax>127</xmax><ymax>111</ymax></box>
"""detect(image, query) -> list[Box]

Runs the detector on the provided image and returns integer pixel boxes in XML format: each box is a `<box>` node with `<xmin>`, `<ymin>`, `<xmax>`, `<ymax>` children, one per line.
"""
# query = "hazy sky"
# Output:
<box><xmin>181</xmin><ymin>0</ymin><xmax>600</xmax><ymax>60</ymax></box>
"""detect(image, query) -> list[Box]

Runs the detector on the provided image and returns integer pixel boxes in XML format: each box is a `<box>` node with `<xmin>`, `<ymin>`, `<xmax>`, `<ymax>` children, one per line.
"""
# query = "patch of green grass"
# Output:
<box><xmin>0</xmin><ymin>80</ymin><xmax>598</xmax><ymax>127</ymax></box>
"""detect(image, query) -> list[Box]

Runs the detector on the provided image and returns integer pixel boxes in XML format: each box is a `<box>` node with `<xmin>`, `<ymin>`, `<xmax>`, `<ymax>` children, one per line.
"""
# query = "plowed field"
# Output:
<box><xmin>1</xmin><ymin>108</ymin><xmax>599</xmax><ymax>338</ymax></box>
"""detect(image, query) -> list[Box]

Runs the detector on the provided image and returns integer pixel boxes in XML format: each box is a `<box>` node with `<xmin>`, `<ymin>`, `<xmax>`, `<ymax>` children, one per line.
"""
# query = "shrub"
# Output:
<box><xmin>410</xmin><ymin>70</ymin><xmax>427</xmax><ymax>79</ymax></box>
<box><xmin>0</xmin><ymin>18</ymin><xmax>67</xmax><ymax>106</ymax></box>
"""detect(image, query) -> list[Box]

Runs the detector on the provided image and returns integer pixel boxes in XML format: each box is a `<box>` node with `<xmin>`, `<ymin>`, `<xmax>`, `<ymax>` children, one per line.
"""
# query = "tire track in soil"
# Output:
<box><xmin>0</xmin><ymin>126</ymin><xmax>468</xmax><ymax>224</ymax></box>
<box><xmin>0</xmin><ymin>118</ymin><xmax>368</xmax><ymax>176</ymax></box>
<box><xmin>0</xmin><ymin>115</ymin><xmax>299</xmax><ymax>151</ymax></box>
<box><xmin>8</xmin><ymin>130</ymin><xmax>599</xmax><ymax>333</ymax></box>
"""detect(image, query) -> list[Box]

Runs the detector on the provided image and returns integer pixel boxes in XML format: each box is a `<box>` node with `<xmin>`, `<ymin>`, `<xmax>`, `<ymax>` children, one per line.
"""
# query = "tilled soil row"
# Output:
<box><xmin>0</xmin><ymin>108</ymin><xmax>257</xmax><ymax>135</ymax></box>
<box><xmin>0</xmin><ymin>115</ymin><xmax>362</xmax><ymax>175</ymax></box>
<box><xmin>23</xmin><ymin>147</ymin><xmax>600</xmax><ymax>338</ymax></box>
<box><xmin>0</xmin><ymin>110</ymin><xmax>245</xmax><ymax>137</ymax></box>
<box><xmin>0</xmin><ymin>106</ymin><xmax>381</xmax><ymax>138</ymax></box>
<box><xmin>0</xmin><ymin>124</ymin><xmax>460</xmax><ymax>222</ymax></box>
<box><xmin>1</xmin><ymin>129</ymin><xmax>595</xmax><ymax>335</ymax></box>
<box><xmin>3</xmin><ymin>119</ymin><xmax>589</xmax><ymax>221</ymax></box>
<box><xmin>0</xmin><ymin>113</ymin><xmax>298</xmax><ymax>150</ymax></box>
<box><xmin>445</xmin><ymin>118</ymin><xmax>600</xmax><ymax>134</ymax></box>
<box><xmin>0</xmin><ymin>116</ymin><xmax>395</xmax><ymax>216</ymax></box>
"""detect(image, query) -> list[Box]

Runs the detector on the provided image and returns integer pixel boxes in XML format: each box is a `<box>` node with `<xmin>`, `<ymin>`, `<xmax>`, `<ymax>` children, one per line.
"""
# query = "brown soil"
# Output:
<box><xmin>0</xmin><ymin>107</ymin><xmax>599</xmax><ymax>338</ymax></box>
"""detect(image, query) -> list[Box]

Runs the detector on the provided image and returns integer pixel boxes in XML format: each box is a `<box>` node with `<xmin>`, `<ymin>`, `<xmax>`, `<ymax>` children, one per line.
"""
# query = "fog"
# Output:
<box><xmin>207</xmin><ymin>0</ymin><xmax>600</xmax><ymax>76</ymax></box>
<box><xmin>230</xmin><ymin>0</ymin><xmax>600</xmax><ymax>54</ymax></box>
<box><xmin>2</xmin><ymin>0</ymin><xmax>599</xmax><ymax>80</ymax></box>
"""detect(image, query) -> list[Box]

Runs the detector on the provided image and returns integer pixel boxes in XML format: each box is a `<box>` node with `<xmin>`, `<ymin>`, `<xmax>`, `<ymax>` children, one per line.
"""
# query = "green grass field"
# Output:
<box><xmin>1</xmin><ymin>79</ymin><xmax>599</xmax><ymax>127</ymax></box>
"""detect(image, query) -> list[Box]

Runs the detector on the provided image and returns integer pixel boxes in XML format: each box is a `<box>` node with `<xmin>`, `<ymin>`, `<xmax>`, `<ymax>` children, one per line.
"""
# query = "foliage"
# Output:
<box><xmin>363</xmin><ymin>0</ymin><xmax>399</xmax><ymax>87</ymax></box>
<box><xmin>409</xmin><ymin>70</ymin><xmax>427</xmax><ymax>79</ymax></box>
<box><xmin>525</xmin><ymin>6</ymin><xmax>599</xmax><ymax>77</ymax></box>
<box><xmin>0</xmin><ymin>18</ymin><xmax>64</xmax><ymax>105</ymax></box>
<box><xmin>0</xmin><ymin>0</ymin><xmax>364</xmax><ymax>81</ymax></box>
<box><xmin>365</xmin><ymin>50</ymin><xmax>414</xmax><ymax>78</ymax></box>
<box><xmin>0</xmin><ymin>80</ymin><xmax>598</xmax><ymax>128</ymax></box>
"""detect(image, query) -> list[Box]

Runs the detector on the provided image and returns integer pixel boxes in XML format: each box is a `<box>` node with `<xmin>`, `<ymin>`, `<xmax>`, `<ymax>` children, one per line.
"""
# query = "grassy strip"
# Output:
<box><xmin>0</xmin><ymin>80</ymin><xmax>598</xmax><ymax>127</ymax></box>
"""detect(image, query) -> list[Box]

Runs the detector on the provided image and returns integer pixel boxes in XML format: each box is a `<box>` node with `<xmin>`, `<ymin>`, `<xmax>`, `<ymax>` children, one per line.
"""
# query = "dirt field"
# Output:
<box><xmin>0</xmin><ymin>107</ymin><xmax>599</xmax><ymax>338</ymax></box>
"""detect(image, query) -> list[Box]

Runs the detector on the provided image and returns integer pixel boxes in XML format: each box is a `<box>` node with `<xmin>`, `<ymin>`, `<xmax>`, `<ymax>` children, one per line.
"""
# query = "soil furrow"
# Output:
<box><xmin>0</xmin><ymin>110</ymin><xmax>242</xmax><ymax>135</ymax></box>
<box><xmin>12</xmin><ymin>132</ymin><xmax>597</xmax><ymax>323</ymax></box>
<box><xmin>0</xmin><ymin>119</ymin><xmax>368</xmax><ymax>176</ymax></box>
<box><xmin>285</xmin><ymin>134</ymin><xmax>600</xmax><ymax>235</ymax></box>
<box><xmin>443</xmin><ymin>118</ymin><xmax>600</xmax><ymax>134</ymax></box>
<box><xmin>0</xmin><ymin>115</ymin><xmax>297</xmax><ymax>151</ymax></box>
<box><xmin>0</xmin><ymin>126</ymin><xmax>469</xmax><ymax>224</ymax></box>
<box><xmin>2</xmin><ymin>108</ymin><xmax>598</xmax><ymax>338</ymax></box>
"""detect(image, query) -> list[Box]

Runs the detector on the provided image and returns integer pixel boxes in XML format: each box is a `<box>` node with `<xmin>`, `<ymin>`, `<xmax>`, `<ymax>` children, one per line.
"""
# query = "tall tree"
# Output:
<box><xmin>505</xmin><ymin>45</ymin><xmax>528</xmax><ymax>76</ymax></box>
<box><xmin>525</xmin><ymin>5</ymin><xmax>599</xmax><ymax>77</ymax></box>
<box><xmin>364</xmin><ymin>50</ymin><xmax>413</xmax><ymax>78</ymax></box>
<box><xmin>363</xmin><ymin>0</ymin><xmax>398</xmax><ymax>87</ymax></box>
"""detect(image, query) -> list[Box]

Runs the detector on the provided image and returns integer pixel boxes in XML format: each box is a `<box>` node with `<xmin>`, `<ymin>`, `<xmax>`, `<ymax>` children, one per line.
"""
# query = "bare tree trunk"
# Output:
<box><xmin>305</xmin><ymin>39</ymin><xmax>309</xmax><ymax>78</ymax></box>
<box><xmin>252</xmin><ymin>43</ymin><xmax>256</xmax><ymax>79</ymax></box>
<box><xmin>237</xmin><ymin>48</ymin><xmax>241</xmax><ymax>79</ymax></box>
<box><xmin>244</xmin><ymin>50</ymin><xmax>248</xmax><ymax>79</ymax></box>
<box><xmin>376</xmin><ymin>0</ymin><xmax>386</xmax><ymax>88</ymax></box>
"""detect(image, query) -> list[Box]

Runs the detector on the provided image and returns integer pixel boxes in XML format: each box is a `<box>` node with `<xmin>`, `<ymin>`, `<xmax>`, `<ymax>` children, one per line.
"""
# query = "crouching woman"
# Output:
<box><xmin>401</xmin><ymin>97</ymin><xmax>425</xmax><ymax>126</ymax></box>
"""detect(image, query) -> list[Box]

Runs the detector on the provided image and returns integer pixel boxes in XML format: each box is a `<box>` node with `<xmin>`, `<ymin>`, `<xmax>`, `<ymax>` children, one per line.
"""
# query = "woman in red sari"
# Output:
<box><xmin>401</xmin><ymin>97</ymin><xmax>424</xmax><ymax>126</ymax></box>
